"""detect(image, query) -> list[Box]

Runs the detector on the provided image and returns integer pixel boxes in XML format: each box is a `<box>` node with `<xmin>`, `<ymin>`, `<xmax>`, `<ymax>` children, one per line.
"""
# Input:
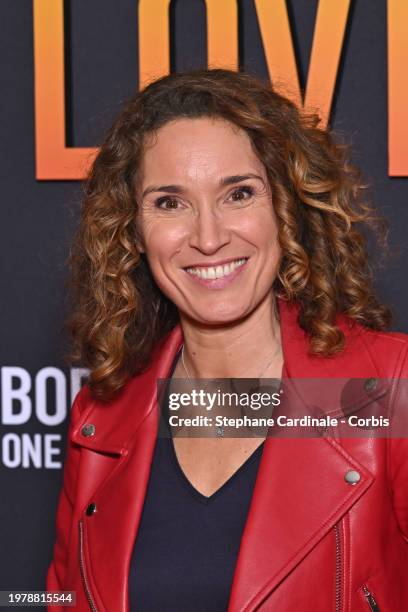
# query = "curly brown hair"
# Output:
<box><xmin>65</xmin><ymin>68</ymin><xmax>391</xmax><ymax>402</ymax></box>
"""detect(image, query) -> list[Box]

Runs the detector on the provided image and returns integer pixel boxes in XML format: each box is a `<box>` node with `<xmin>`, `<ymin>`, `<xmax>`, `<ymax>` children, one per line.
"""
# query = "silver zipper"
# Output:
<box><xmin>334</xmin><ymin>522</ymin><xmax>342</xmax><ymax>612</ymax></box>
<box><xmin>78</xmin><ymin>520</ymin><xmax>98</xmax><ymax>612</ymax></box>
<box><xmin>362</xmin><ymin>585</ymin><xmax>380</xmax><ymax>611</ymax></box>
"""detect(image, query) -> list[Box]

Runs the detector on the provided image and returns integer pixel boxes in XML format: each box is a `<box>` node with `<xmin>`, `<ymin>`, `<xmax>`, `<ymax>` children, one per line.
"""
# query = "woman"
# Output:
<box><xmin>47</xmin><ymin>68</ymin><xmax>408</xmax><ymax>611</ymax></box>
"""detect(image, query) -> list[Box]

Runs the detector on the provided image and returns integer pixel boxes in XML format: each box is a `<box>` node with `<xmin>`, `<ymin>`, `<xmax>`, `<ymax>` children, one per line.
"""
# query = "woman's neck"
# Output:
<box><xmin>176</xmin><ymin>293</ymin><xmax>283</xmax><ymax>379</ymax></box>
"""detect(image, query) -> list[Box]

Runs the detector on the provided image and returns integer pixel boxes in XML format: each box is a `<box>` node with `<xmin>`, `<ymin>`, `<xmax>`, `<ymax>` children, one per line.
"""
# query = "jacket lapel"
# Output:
<box><xmin>228</xmin><ymin>299</ymin><xmax>383</xmax><ymax>611</ymax></box>
<box><xmin>227</xmin><ymin>436</ymin><xmax>374</xmax><ymax>611</ymax></box>
<box><xmin>70</xmin><ymin>327</ymin><xmax>183</xmax><ymax>455</ymax></box>
<box><xmin>70</xmin><ymin>327</ymin><xmax>184</xmax><ymax>612</ymax></box>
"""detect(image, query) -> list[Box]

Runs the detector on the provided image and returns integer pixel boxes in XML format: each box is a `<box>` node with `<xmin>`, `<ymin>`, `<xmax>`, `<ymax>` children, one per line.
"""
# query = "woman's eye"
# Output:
<box><xmin>155</xmin><ymin>196</ymin><xmax>180</xmax><ymax>210</ymax></box>
<box><xmin>154</xmin><ymin>186</ymin><xmax>254</xmax><ymax>209</ymax></box>
<box><xmin>229</xmin><ymin>186</ymin><xmax>254</xmax><ymax>202</ymax></box>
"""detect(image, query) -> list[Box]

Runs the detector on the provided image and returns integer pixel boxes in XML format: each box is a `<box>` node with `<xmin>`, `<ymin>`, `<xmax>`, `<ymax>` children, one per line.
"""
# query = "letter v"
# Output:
<box><xmin>254</xmin><ymin>0</ymin><xmax>351</xmax><ymax>127</ymax></box>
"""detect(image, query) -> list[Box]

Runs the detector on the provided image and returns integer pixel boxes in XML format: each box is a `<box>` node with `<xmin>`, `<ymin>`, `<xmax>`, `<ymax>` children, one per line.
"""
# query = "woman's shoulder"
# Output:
<box><xmin>350</xmin><ymin>321</ymin><xmax>408</xmax><ymax>377</ymax></box>
<box><xmin>356</xmin><ymin>323</ymin><xmax>408</xmax><ymax>349</ymax></box>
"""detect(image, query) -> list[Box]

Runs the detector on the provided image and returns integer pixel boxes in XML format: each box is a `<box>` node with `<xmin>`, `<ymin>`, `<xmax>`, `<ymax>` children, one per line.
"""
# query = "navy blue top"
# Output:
<box><xmin>129</xmin><ymin>352</ymin><xmax>265</xmax><ymax>611</ymax></box>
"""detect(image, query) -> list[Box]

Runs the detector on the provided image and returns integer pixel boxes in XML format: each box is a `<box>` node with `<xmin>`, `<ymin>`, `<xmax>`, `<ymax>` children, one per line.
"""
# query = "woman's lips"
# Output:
<box><xmin>182</xmin><ymin>258</ymin><xmax>250</xmax><ymax>289</ymax></box>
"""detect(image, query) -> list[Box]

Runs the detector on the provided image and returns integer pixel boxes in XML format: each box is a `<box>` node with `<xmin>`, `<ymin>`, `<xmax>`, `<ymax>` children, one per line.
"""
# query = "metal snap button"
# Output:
<box><xmin>81</xmin><ymin>423</ymin><xmax>96</xmax><ymax>437</ymax></box>
<box><xmin>364</xmin><ymin>377</ymin><xmax>378</xmax><ymax>393</ymax></box>
<box><xmin>86</xmin><ymin>502</ymin><xmax>97</xmax><ymax>516</ymax></box>
<box><xmin>344</xmin><ymin>469</ymin><xmax>361</xmax><ymax>485</ymax></box>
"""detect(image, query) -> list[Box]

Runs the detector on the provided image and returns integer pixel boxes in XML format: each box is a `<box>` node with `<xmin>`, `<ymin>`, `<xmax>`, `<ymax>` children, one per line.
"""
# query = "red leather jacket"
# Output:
<box><xmin>47</xmin><ymin>299</ymin><xmax>408</xmax><ymax>611</ymax></box>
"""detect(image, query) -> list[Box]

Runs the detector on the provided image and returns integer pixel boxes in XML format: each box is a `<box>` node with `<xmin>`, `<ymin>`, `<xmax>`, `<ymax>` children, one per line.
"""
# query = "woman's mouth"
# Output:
<box><xmin>182</xmin><ymin>257</ymin><xmax>249</xmax><ymax>288</ymax></box>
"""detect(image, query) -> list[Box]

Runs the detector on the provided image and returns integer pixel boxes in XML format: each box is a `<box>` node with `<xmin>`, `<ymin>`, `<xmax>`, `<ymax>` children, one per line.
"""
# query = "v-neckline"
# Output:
<box><xmin>162</xmin><ymin>344</ymin><xmax>266</xmax><ymax>503</ymax></box>
<box><xmin>168</xmin><ymin>436</ymin><xmax>265</xmax><ymax>504</ymax></box>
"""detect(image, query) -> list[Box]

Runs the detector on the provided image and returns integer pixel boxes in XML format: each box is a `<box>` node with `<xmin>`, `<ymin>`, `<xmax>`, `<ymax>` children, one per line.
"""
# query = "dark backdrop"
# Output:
<box><xmin>0</xmin><ymin>0</ymin><xmax>407</xmax><ymax>593</ymax></box>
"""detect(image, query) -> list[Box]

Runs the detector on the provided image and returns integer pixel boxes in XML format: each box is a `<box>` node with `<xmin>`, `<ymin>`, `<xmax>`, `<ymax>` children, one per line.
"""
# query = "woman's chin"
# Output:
<box><xmin>183</xmin><ymin>307</ymin><xmax>251</xmax><ymax>327</ymax></box>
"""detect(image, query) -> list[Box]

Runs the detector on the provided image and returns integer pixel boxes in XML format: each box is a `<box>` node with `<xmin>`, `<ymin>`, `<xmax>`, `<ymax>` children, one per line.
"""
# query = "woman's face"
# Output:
<box><xmin>136</xmin><ymin>117</ymin><xmax>281</xmax><ymax>325</ymax></box>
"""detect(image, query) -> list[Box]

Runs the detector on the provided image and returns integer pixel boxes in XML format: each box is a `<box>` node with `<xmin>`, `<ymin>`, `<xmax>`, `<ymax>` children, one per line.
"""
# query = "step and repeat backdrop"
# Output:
<box><xmin>1</xmin><ymin>0</ymin><xmax>408</xmax><ymax>593</ymax></box>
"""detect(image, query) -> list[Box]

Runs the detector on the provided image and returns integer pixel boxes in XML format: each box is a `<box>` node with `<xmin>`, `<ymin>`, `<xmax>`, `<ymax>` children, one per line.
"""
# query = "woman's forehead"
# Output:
<box><xmin>139</xmin><ymin>117</ymin><xmax>265</xmax><ymax>186</ymax></box>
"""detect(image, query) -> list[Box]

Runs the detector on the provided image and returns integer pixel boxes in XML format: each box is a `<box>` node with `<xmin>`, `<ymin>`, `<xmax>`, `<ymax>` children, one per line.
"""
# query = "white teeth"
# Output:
<box><xmin>185</xmin><ymin>258</ymin><xmax>248</xmax><ymax>280</ymax></box>
<box><xmin>215</xmin><ymin>266</ymin><xmax>223</xmax><ymax>279</ymax></box>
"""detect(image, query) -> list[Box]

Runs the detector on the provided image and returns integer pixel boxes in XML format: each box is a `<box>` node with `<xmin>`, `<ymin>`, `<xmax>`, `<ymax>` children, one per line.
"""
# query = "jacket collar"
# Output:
<box><xmin>71</xmin><ymin>297</ymin><xmax>385</xmax><ymax>453</ymax></box>
<box><xmin>279</xmin><ymin>297</ymin><xmax>380</xmax><ymax>378</ymax></box>
<box><xmin>71</xmin><ymin>322</ymin><xmax>183</xmax><ymax>454</ymax></box>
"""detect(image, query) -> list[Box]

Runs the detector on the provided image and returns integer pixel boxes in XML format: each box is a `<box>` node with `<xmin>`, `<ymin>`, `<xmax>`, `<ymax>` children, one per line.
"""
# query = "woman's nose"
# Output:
<box><xmin>188</xmin><ymin>208</ymin><xmax>231</xmax><ymax>254</ymax></box>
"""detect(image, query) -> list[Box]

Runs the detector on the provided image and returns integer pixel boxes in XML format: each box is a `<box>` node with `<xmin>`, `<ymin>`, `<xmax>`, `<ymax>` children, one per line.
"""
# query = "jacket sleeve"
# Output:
<box><xmin>46</xmin><ymin>387</ymin><xmax>86</xmax><ymax>590</ymax></box>
<box><xmin>388</xmin><ymin>347</ymin><xmax>408</xmax><ymax>543</ymax></box>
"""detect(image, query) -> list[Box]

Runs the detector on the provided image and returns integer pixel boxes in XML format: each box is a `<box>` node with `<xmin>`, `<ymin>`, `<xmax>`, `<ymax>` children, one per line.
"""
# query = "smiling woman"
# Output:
<box><xmin>47</xmin><ymin>69</ymin><xmax>408</xmax><ymax>611</ymax></box>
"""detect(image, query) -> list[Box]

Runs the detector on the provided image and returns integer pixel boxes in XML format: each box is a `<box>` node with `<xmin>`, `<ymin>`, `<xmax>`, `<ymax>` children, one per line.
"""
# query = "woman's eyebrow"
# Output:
<box><xmin>141</xmin><ymin>173</ymin><xmax>264</xmax><ymax>198</ymax></box>
<box><xmin>220</xmin><ymin>173</ymin><xmax>264</xmax><ymax>187</ymax></box>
